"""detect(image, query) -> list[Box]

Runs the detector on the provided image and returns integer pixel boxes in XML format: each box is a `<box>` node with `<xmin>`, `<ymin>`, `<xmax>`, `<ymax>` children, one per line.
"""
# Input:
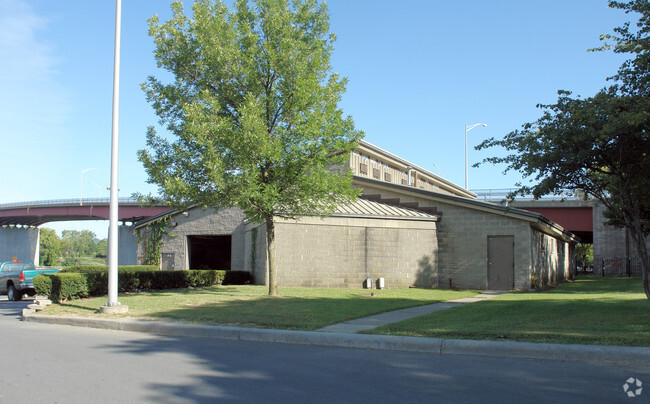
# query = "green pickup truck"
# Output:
<box><xmin>0</xmin><ymin>259</ymin><xmax>59</xmax><ymax>301</ymax></box>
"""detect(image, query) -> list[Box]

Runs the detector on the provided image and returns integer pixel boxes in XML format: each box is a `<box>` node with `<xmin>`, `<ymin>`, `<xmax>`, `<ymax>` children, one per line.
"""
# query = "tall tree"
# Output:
<box><xmin>476</xmin><ymin>0</ymin><xmax>650</xmax><ymax>299</ymax></box>
<box><xmin>62</xmin><ymin>230</ymin><xmax>98</xmax><ymax>257</ymax></box>
<box><xmin>39</xmin><ymin>228</ymin><xmax>61</xmax><ymax>266</ymax></box>
<box><xmin>593</xmin><ymin>0</ymin><xmax>650</xmax><ymax>96</ymax></box>
<box><xmin>138</xmin><ymin>0</ymin><xmax>362</xmax><ymax>295</ymax></box>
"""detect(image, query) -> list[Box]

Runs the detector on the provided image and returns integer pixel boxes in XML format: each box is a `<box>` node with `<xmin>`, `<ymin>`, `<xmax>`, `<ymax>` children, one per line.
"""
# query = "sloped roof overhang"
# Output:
<box><xmin>353</xmin><ymin>176</ymin><xmax>579</xmax><ymax>243</ymax></box>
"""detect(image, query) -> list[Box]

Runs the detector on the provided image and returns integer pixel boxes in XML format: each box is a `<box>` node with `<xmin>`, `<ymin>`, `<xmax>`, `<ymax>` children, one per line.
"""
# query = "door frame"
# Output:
<box><xmin>487</xmin><ymin>235</ymin><xmax>514</xmax><ymax>290</ymax></box>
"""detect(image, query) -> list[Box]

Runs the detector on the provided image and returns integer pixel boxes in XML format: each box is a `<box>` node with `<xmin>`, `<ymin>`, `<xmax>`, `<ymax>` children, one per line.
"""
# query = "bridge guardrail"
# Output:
<box><xmin>0</xmin><ymin>197</ymin><xmax>142</xmax><ymax>209</ymax></box>
<box><xmin>472</xmin><ymin>188</ymin><xmax>585</xmax><ymax>202</ymax></box>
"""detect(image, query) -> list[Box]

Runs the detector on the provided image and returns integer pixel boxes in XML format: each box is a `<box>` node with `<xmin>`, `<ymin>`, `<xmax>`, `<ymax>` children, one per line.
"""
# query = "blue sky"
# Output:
<box><xmin>0</xmin><ymin>0</ymin><xmax>631</xmax><ymax>238</ymax></box>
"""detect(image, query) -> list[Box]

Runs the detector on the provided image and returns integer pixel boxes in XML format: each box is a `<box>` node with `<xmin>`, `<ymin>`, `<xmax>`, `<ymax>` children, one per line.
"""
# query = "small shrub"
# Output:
<box><xmin>119</xmin><ymin>265</ymin><xmax>159</xmax><ymax>273</ymax></box>
<box><xmin>60</xmin><ymin>265</ymin><xmax>106</xmax><ymax>273</ymax></box>
<box><xmin>85</xmin><ymin>272</ymin><xmax>108</xmax><ymax>296</ymax></box>
<box><xmin>37</xmin><ymin>269</ymin><xmax>234</xmax><ymax>301</ymax></box>
<box><xmin>530</xmin><ymin>274</ymin><xmax>540</xmax><ymax>290</ymax></box>
<box><xmin>33</xmin><ymin>274</ymin><xmax>53</xmax><ymax>296</ymax></box>
<box><xmin>223</xmin><ymin>271</ymin><xmax>251</xmax><ymax>285</ymax></box>
<box><xmin>60</xmin><ymin>265</ymin><xmax>159</xmax><ymax>273</ymax></box>
<box><xmin>152</xmin><ymin>271</ymin><xmax>189</xmax><ymax>289</ymax></box>
<box><xmin>47</xmin><ymin>273</ymin><xmax>89</xmax><ymax>303</ymax></box>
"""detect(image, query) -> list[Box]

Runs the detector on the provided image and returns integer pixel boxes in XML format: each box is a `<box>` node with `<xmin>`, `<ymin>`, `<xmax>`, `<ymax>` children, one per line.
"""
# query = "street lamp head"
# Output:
<box><xmin>466</xmin><ymin>122</ymin><xmax>488</xmax><ymax>131</ymax></box>
<box><xmin>464</xmin><ymin>122</ymin><xmax>488</xmax><ymax>189</ymax></box>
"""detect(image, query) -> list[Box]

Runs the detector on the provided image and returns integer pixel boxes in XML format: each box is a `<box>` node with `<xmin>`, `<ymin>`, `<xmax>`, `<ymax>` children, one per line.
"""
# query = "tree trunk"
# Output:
<box><xmin>625</xmin><ymin>212</ymin><xmax>650</xmax><ymax>301</ymax></box>
<box><xmin>266</xmin><ymin>217</ymin><xmax>278</xmax><ymax>296</ymax></box>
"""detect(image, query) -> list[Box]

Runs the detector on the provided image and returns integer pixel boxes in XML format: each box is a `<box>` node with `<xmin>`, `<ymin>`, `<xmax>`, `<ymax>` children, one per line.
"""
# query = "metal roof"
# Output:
<box><xmin>330</xmin><ymin>198</ymin><xmax>438</xmax><ymax>221</ymax></box>
<box><xmin>136</xmin><ymin>198</ymin><xmax>438</xmax><ymax>229</ymax></box>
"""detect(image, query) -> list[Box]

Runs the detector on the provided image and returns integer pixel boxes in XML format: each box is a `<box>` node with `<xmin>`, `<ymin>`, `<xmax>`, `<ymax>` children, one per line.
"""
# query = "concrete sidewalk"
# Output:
<box><xmin>316</xmin><ymin>291</ymin><xmax>506</xmax><ymax>334</ymax></box>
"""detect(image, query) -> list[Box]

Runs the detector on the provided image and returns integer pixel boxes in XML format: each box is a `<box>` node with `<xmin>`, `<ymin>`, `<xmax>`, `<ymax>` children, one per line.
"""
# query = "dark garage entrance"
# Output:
<box><xmin>188</xmin><ymin>235</ymin><xmax>232</xmax><ymax>270</ymax></box>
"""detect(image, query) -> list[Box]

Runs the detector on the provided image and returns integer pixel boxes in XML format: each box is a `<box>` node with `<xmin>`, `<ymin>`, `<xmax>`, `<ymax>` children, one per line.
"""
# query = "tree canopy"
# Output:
<box><xmin>476</xmin><ymin>0</ymin><xmax>650</xmax><ymax>299</ymax></box>
<box><xmin>39</xmin><ymin>228</ymin><xmax>107</xmax><ymax>266</ymax></box>
<box><xmin>138</xmin><ymin>0</ymin><xmax>362</xmax><ymax>295</ymax></box>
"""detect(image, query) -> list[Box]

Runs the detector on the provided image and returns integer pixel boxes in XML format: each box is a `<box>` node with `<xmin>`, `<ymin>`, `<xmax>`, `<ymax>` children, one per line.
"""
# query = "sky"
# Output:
<box><xmin>0</xmin><ymin>0</ymin><xmax>632</xmax><ymax>239</ymax></box>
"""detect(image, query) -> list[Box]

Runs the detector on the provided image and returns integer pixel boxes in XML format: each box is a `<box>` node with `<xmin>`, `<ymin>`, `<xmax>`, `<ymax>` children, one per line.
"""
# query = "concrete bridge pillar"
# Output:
<box><xmin>0</xmin><ymin>227</ymin><xmax>40</xmax><ymax>265</ymax></box>
<box><xmin>118</xmin><ymin>224</ymin><xmax>138</xmax><ymax>265</ymax></box>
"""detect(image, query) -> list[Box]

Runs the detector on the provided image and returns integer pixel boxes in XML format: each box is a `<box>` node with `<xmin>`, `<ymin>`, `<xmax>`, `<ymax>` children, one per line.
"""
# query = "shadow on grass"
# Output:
<box><xmin>145</xmin><ymin>295</ymin><xmax>448</xmax><ymax>331</ymax></box>
<box><xmin>130</xmin><ymin>285</ymin><xmax>248</xmax><ymax>297</ymax></box>
<box><xmin>57</xmin><ymin>303</ymin><xmax>99</xmax><ymax>313</ymax></box>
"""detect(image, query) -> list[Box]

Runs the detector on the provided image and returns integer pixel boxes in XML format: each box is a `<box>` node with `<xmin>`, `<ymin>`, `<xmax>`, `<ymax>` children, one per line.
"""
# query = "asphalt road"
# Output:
<box><xmin>1</xmin><ymin>297</ymin><xmax>648</xmax><ymax>403</ymax></box>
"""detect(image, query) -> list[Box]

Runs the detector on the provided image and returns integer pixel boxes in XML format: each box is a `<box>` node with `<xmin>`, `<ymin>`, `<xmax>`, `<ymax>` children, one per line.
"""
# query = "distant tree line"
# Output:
<box><xmin>39</xmin><ymin>228</ymin><xmax>108</xmax><ymax>266</ymax></box>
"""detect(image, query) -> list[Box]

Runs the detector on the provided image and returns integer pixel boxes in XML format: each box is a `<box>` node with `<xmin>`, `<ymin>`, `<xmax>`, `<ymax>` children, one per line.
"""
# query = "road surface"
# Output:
<box><xmin>1</xmin><ymin>297</ymin><xmax>647</xmax><ymax>403</ymax></box>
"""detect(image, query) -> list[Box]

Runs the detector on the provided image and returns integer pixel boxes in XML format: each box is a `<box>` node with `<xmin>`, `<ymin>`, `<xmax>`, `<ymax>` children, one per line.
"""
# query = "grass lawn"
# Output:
<box><xmin>38</xmin><ymin>285</ymin><xmax>478</xmax><ymax>331</ymax></box>
<box><xmin>365</xmin><ymin>277</ymin><xmax>650</xmax><ymax>347</ymax></box>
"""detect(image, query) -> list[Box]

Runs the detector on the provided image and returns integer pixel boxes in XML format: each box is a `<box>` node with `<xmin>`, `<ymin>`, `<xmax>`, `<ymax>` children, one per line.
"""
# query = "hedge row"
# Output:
<box><xmin>34</xmin><ymin>270</ymin><xmax>251</xmax><ymax>303</ymax></box>
<box><xmin>60</xmin><ymin>265</ymin><xmax>159</xmax><ymax>273</ymax></box>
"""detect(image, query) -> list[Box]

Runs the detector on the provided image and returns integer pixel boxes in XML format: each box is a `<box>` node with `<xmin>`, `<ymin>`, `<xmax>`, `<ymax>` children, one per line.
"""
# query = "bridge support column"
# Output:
<box><xmin>0</xmin><ymin>227</ymin><xmax>39</xmax><ymax>265</ymax></box>
<box><xmin>118</xmin><ymin>224</ymin><xmax>138</xmax><ymax>265</ymax></box>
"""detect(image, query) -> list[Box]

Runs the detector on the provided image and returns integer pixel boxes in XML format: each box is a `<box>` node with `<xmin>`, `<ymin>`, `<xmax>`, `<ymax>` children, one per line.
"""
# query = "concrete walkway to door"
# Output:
<box><xmin>316</xmin><ymin>291</ymin><xmax>507</xmax><ymax>334</ymax></box>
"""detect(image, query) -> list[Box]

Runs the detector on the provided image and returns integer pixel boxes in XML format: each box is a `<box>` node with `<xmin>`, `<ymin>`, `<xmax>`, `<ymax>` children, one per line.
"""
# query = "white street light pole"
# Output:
<box><xmin>465</xmin><ymin>123</ymin><xmax>487</xmax><ymax>190</ymax></box>
<box><xmin>89</xmin><ymin>181</ymin><xmax>102</xmax><ymax>198</ymax></box>
<box><xmin>101</xmin><ymin>0</ymin><xmax>127</xmax><ymax>313</ymax></box>
<box><xmin>80</xmin><ymin>168</ymin><xmax>97</xmax><ymax>206</ymax></box>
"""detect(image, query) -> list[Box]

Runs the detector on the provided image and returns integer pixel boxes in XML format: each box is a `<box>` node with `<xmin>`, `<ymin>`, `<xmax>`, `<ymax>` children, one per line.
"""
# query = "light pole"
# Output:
<box><xmin>89</xmin><ymin>181</ymin><xmax>103</xmax><ymax>198</ymax></box>
<box><xmin>465</xmin><ymin>123</ymin><xmax>487</xmax><ymax>189</ymax></box>
<box><xmin>100</xmin><ymin>0</ymin><xmax>127</xmax><ymax>313</ymax></box>
<box><xmin>80</xmin><ymin>168</ymin><xmax>97</xmax><ymax>205</ymax></box>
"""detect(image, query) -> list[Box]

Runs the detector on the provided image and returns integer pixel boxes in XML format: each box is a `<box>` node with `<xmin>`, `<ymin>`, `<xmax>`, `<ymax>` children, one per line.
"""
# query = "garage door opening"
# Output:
<box><xmin>188</xmin><ymin>235</ymin><xmax>232</xmax><ymax>270</ymax></box>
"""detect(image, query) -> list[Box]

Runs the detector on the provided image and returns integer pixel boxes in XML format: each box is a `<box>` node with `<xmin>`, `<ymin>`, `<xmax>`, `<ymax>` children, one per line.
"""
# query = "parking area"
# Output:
<box><xmin>0</xmin><ymin>295</ymin><xmax>31</xmax><ymax>319</ymax></box>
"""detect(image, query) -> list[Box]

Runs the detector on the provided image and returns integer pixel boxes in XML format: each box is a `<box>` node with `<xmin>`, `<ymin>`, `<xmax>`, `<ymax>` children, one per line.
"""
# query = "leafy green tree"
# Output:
<box><xmin>476</xmin><ymin>0</ymin><xmax>650</xmax><ymax>299</ymax></box>
<box><xmin>62</xmin><ymin>230</ymin><xmax>98</xmax><ymax>257</ymax></box>
<box><xmin>575</xmin><ymin>244</ymin><xmax>594</xmax><ymax>270</ymax></box>
<box><xmin>95</xmin><ymin>239</ymin><xmax>108</xmax><ymax>258</ymax></box>
<box><xmin>60</xmin><ymin>230</ymin><xmax>100</xmax><ymax>265</ymax></box>
<box><xmin>138</xmin><ymin>0</ymin><xmax>362</xmax><ymax>295</ymax></box>
<box><xmin>39</xmin><ymin>228</ymin><xmax>61</xmax><ymax>266</ymax></box>
<box><xmin>592</xmin><ymin>0</ymin><xmax>650</xmax><ymax>96</ymax></box>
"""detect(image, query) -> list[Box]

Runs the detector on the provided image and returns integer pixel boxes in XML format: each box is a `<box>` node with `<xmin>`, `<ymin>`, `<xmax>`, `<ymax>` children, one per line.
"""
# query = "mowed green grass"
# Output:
<box><xmin>365</xmin><ymin>277</ymin><xmax>650</xmax><ymax>346</ymax></box>
<box><xmin>39</xmin><ymin>285</ymin><xmax>478</xmax><ymax>331</ymax></box>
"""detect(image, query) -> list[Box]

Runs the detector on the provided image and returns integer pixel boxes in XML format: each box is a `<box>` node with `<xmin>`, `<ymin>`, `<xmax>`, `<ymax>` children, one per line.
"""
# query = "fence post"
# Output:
<box><xmin>626</xmin><ymin>257</ymin><xmax>631</xmax><ymax>277</ymax></box>
<box><xmin>602</xmin><ymin>259</ymin><xmax>605</xmax><ymax>277</ymax></box>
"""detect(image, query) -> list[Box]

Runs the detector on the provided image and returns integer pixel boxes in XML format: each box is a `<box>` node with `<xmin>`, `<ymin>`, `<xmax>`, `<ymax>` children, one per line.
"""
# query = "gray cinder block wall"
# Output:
<box><xmin>592</xmin><ymin>202</ymin><xmax>650</xmax><ymax>263</ymax></box>
<box><xmin>136</xmin><ymin>184</ymin><xmax>574</xmax><ymax>291</ymax></box>
<box><xmin>138</xmin><ymin>207</ymin><xmax>247</xmax><ymax>270</ymax></box>
<box><xmin>531</xmin><ymin>230</ymin><xmax>572</xmax><ymax>287</ymax></box>
<box><xmin>357</xmin><ymin>182</ymin><xmax>574</xmax><ymax>290</ymax></box>
<box><xmin>267</xmin><ymin>216</ymin><xmax>438</xmax><ymax>289</ymax></box>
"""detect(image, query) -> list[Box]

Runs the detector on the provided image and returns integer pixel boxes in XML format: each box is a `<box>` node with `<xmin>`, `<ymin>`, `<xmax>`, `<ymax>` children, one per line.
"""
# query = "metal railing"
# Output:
<box><xmin>594</xmin><ymin>257</ymin><xmax>646</xmax><ymax>277</ymax></box>
<box><xmin>472</xmin><ymin>188</ymin><xmax>586</xmax><ymax>202</ymax></box>
<box><xmin>0</xmin><ymin>197</ymin><xmax>142</xmax><ymax>209</ymax></box>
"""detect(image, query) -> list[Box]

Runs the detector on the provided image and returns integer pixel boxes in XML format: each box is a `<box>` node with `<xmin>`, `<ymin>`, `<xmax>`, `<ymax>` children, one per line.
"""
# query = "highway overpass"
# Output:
<box><xmin>0</xmin><ymin>198</ymin><xmax>169</xmax><ymax>265</ymax></box>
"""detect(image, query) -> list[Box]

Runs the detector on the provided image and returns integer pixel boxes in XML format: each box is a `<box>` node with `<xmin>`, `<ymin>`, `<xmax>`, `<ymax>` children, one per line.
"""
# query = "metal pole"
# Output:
<box><xmin>464</xmin><ymin>125</ymin><xmax>468</xmax><ymax>189</ymax></box>
<box><xmin>102</xmin><ymin>0</ymin><xmax>127</xmax><ymax>313</ymax></box>
<box><xmin>80</xmin><ymin>168</ymin><xmax>97</xmax><ymax>206</ymax></box>
<box><xmin>464</xmin><ymin>123</ymin><xmax>487</xmax><ymax>190</ymax></box>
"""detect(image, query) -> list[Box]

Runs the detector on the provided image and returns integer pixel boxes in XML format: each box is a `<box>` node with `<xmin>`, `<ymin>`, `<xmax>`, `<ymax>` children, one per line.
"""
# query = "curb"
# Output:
<box><xmin>21</xmin><ymin>313</ymin><xmax>650</xmax><ymax>365</ymax></box>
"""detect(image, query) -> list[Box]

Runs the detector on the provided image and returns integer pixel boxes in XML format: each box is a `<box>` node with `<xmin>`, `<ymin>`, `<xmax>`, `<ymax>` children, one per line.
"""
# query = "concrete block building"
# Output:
<box><xmin>135</xmin><ymin>140</ymin><xmax>577</xmax><ymax>290</ymax></box>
